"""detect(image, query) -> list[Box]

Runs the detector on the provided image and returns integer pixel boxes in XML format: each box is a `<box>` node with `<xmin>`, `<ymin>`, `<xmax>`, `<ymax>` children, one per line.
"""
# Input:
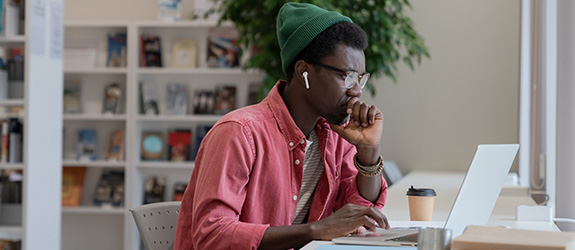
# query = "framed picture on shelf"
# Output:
<box><xmin>63</xmin><ymin>79</ymin><xmax>82</xmax><ymax>114</ymax></box>
<box><xmin>141</xmin><ymin>131</ymin><xmax>164</xmax><ymax>161</ymax></box>
<box><xmin>206</xmin><ymin>27</ymin><xmax>240</xmax><ymax>68</ymax></box>
<box><xmin>62</xmin><ymin>167</ymin><xmax>86</xmax><ymax>207</ymax></box>
<box><xmin>139</xmin><ymin>81</ymin><xmax>160</xmax><ymax>115</ymax></box>
<box><xmin>214</xmin><ymin>85</ymin><xmax>236</xmax><ymax>114</ymax></box>
<box><xmin>143</xmin><ymin>176</ymin><xmax>166</xmax><ymax>204</ymax></box>
<box><xmin>172</xmin><ymin>39</ymin><xmax>196</xmax><ymax>68</ymax></box>
<box><xmin>192</xmin><ymin>89</ymin><xmax>214</xmax><ymax>114</ymax></box>
<box><xmin>107</xmin><ymin>32</ymin><xmax>127</xmax><ymax>68</ymax></box>
<box><xmin>93</xmin><ymin>170</ymin><xmax>125</xmax><ymax>208</ymax></box>
<box><xmin>106</xmin><ymin>130</ymin><xmax>125</xmax><ymax>161</ymax></box>
<box><xmin>76</xmin><ymin>129</ymin><xmax>97</xmax><ymax>162</ymax></box>
<box><xmin>165</xmin><ymin>83</ymin><xmax>189</xmax><ymax>115</ymax></box>
<box><xmin>167</xmin><ymin>129</ymin><xmax>191</xmax><ymax>162</ymax></box>
<box><xmin>141</xmin><ymin>35</ymin><xmax>162</xmax><ymax>67</ymax></box>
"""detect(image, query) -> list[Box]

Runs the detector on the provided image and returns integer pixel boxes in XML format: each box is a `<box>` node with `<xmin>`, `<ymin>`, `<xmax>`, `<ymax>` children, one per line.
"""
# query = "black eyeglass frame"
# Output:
<box><xmin>315</xmin><ymin>61</ymin><xmax>370</xmax><ymax>89</ymax></box>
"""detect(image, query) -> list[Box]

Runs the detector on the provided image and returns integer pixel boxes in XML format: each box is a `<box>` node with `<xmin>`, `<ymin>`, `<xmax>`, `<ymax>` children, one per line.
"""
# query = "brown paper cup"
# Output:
<box><xmin>408</xmin><ymin>196</ymin><xmax>436</xmax><ymax>221</ymax></box>
<box><xmin>406</xmin><ymin>185</ymin><xmax>436</xmax><ymax>221</ymax></box>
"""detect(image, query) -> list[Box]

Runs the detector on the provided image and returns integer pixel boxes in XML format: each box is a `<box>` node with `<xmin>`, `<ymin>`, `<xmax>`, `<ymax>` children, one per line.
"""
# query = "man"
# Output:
<box><xmin>175</xmin><ymin>3</ymin><xmax>389</xmax><ymax>249</ymax></box>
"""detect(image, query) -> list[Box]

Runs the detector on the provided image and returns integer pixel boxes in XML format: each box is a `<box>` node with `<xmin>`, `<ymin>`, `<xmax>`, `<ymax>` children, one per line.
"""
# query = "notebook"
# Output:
<box><xmin>332</xmin><ymin>144</ymin><xmax>520</xmax><ymax>247</ymax></box>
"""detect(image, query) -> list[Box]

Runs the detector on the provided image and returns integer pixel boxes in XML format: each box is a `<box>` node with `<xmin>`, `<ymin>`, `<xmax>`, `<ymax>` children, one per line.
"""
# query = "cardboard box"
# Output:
<box><xmin>453</xmin><ymin>225</ymin><xmax>575</xmax><ymax>250</ymax></box>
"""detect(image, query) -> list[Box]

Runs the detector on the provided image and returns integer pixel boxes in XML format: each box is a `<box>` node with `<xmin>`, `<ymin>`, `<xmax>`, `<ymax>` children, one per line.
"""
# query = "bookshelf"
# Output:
<box><xmin>61</xmin><ymin>20</ymin><xmax>262</xmax><ymax>250</ymax></box>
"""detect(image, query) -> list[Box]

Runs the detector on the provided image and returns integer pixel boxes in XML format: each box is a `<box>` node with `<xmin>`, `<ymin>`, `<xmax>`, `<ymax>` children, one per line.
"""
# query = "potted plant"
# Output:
<box><xmin>202</xmin><ymin>0</ymin><xmax>429</xmax><ymax>97</ymax></box>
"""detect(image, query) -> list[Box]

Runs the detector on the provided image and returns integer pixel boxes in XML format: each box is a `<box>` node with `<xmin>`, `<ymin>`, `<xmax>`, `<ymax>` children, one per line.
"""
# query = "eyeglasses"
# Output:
<box><xmin>315</xmin><ymin>62</ymin><xmax>370</xmax><ymax>89</ymax></box>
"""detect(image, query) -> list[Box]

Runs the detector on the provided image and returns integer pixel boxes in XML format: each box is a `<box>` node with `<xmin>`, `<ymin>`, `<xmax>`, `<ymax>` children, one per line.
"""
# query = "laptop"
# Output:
<box><xmin>332</xmin><ymin>144</ymin><xmax>520</xmax><ymax>247</ymax></box>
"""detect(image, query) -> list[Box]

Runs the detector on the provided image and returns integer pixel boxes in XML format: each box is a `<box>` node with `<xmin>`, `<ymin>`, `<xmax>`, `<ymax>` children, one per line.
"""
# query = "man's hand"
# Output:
<box><xmin>329</xmin><ymin>97</ymin><xmax>383</xmax><ymax>148</ymax></box>
<box><xmin>309</xmin><ymin>204</ymin><xmax>390</xmax><ymax>240</ymax></box>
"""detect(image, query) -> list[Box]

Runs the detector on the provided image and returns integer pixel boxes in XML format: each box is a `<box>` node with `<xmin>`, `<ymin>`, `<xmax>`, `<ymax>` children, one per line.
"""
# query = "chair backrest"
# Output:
<box><xmin>382</xmin><ymin>160</ymin><xmax>403</xmax><ymax>186</ymax></box>
<box><xmin>129</xmin><ymin>201</ymin><xmax>181</xmax><ymax>250</ymax></box>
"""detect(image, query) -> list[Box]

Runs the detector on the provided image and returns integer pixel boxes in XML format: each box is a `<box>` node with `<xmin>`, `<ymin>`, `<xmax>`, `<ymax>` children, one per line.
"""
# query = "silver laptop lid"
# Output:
<box><xmin>444</xmin><ymin>144</ymin><xmax>519</xmax><ymax>237</ymax></box>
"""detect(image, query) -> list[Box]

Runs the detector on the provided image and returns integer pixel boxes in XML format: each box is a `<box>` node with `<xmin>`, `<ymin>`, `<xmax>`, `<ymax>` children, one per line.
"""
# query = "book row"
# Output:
<box><xmin>64</xmin><ymin>81</ymin><xmax>123</xmax><ymax>115</ymax></box>
<box><xmin>73</xmin><ymin>129</ymin><xmax>124</xmax><ymax>162</ymax></box>
<box><xmin>141</xmin><ymin>124</ymin><xmax>211</xmax><ymax>162</ymax></box>
<box><xmin>62</xmin><ymin>168</ymin><xmax>186</xmax><ymax>208</ymax></box>
<box><xmin>140</xmin><ymin>82</ymin><xmax>237</xmax><ymax>115</ymax></box>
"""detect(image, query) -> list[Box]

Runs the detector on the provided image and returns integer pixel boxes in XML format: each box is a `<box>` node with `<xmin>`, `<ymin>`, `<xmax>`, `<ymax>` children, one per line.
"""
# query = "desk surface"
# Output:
<box><xmin>301</xmin><ymin>171</ymin><xmax>559</xmax><ymax>250</ymax></box>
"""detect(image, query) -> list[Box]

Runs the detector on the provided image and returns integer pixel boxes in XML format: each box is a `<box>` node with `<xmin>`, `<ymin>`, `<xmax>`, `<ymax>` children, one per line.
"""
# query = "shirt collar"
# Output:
<box><xmin>266</xmin><ymin>80</ymin><xmax>307</xmax><ymax>150</ymax></box>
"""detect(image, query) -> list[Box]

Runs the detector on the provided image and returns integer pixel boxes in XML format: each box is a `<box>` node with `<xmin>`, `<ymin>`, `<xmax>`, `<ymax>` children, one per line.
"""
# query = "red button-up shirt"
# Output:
<box><xmin>175</xmin><ymin>81</ymin><xmax>388</xmax><ymax>249</ymax></box>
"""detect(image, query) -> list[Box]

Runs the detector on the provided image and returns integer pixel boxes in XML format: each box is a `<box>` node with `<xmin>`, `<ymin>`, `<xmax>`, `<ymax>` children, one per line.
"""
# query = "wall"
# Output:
<box><xmin>364</xmin><ymin>0</ymin><xmax>520</xmax><ymax>173</ymax></box>
<box><xmin>65</xmin><ymin>0</ymin><xmax>521</xmax><ymax>173</ymax></box>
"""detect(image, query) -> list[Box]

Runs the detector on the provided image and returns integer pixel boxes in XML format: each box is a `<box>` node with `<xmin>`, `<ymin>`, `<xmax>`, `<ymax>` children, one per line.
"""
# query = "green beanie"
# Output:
<box><xmin>276</xmin><ymin>2</ymin><xmax>352</xmax><ymax>74</ymax></box>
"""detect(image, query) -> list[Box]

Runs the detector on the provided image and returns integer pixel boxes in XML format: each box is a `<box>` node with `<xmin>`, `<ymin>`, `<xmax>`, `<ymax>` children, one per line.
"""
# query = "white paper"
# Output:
<box><xmin>49</xmin><ymin>1</ymin><xmax>63</xmax><ymax>59</ymax></box>
<box><xmin>30</xmin><ymin>0</ymin><xmax>46</xmax><ymax>56</ymax></box>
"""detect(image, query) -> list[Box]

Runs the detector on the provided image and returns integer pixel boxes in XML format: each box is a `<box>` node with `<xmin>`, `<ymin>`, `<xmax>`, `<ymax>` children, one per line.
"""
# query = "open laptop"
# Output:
<box><xmin>332</xmin><ymin>144</ymin><xmax>520</xmax><ymax>247</ymax></box>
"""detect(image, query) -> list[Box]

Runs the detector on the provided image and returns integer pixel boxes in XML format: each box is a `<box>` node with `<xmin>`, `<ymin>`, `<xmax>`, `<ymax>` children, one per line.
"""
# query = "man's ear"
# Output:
<box><xmin>294</xmin><ymin>60</ymin><xmax>308</xmax><ymax>80</ymax></box>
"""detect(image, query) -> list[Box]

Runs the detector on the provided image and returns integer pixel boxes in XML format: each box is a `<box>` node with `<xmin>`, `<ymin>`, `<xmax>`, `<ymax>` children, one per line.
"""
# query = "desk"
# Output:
<box><xmin>301</xmin><ymin>171</ymin><xmax>560</xmax><ymax>250</ymax></box>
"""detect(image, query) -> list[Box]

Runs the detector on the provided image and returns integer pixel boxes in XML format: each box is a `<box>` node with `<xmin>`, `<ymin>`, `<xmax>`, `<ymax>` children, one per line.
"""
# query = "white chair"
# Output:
<box><xmin>129</xmin><ymin>201</ymin><xmax>181</xmax><ymax>250</ymax></box>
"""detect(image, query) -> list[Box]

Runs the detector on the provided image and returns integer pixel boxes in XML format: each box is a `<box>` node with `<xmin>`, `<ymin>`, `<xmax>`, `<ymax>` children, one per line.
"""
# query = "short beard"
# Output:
<box><xmin>328</xmin><ymin>114</ymin><xmax>349</xmax><ymax>126</ymax></box>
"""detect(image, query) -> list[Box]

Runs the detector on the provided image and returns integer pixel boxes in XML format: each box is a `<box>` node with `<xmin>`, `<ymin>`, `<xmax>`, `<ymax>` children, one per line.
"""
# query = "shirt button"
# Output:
<box><xmin>295</xmin><ymin>159</ymin><xmax>300</xmax><ymax>165</ymax></box>
<box><xmin>293</xmin><ymin>195</ymin><xmax>297</xmax><ymax>201</ymax></box>
<box><xmin>300</xmin><ymin>139</ymin><xmax>305</xmax><ymax>144</ymax></box>
<box><xmin>289</xmin><ymin>142</ymin><xmax>294</xmax><ymax>147</ymax></box>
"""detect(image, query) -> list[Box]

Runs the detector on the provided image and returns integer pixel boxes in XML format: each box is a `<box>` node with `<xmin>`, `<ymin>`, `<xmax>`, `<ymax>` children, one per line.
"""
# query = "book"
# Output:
<box><xmin>0</xmin><ymin>169</ymin><xmax>22</xmax><ymax>203</ymax></box>
<box><xmin>173</xmin><ymin>182</ymin><xmax>187</xmax><ymax>201</ymax></box>
<box><xmin>6</xmin><ymin>118</ymin><xmax>21</xmax><ymax>163</ymax></box>
<box><xmin>107</xmin><ymin>32</ymin><xmax>127</xmax><ymax>68</ymax></box>
<box><xmin>76</xmin><ymin>129</ymin><xmax>97</xmax><ymax>162</ymax></box>
<box><xmin>1</xmin><ymin>119</ymin><xmax>8</xmax><ymax>163</ymax></box>
<box><xmin>61</xmin><ymin>167</ymin><xmax>86</xmax><ymax>207</ymax></box>
<box><xmin>93</xmin><ymin>170</ymin><xmax>124</xmax><ymax>208</ymax></box>
<box><xmin>143</xmin><ymin>176</ymin><xmax>166</xmax><ymax>204</ymax></box>
<box><xmin>64</xmin><ymin>41</ymin><xmax>97</xmax><ymax>69</ymax></box>
<box><xmin>165</xmin><ymin>83</ymin><xmax>189</xmax><ymax>115</ymax></box>
<box><xmin>106</xmin><ymin>130</ymin><xmax>124</xmax><ymax>161</ymax></box>
<box><xmin>214</xmin><ymin>85</ymin><xmax>236</xmax><ymax>114</ymax></box>
<box><xmin>102</xmin><ymin>83</ymin><xmax>122</xmax><ymax>114</ymax></box>
<box><xmin>0</xmin><ymin>239</ymin><xmax>20</xmax><ymax>250</ymax></box>
<box><xmin>139</xmin><ymin>81</ymin><xmax>159</xmax><ymax>115</ymax></box>
<box><xmin>171</xmin><ymin>39</ymin><xmax>196</xmax><ymax>68</ymax></box>
<box><xmin>167</xmin><ymin>129</ymin><xmax>191</xmax><ymax>162</ymax></box>
<box><xmin>141</xmin><ymin>131</ymin><xmax>164</xmax><ymax>161</ymax></box>
<box><xmin>206</xmin><ymin>27</ymin><xmax>240</xmax><ymax>68</ymax></box>
<box><xmin>63</xmin><ymin>79</ymin><xmax>82</xmax><ymax>114</ymax></box>
<box><xmin>140</xmin><ymin>35</ymin><xmax>162</xmax><ymax>67</ymax></box>
<box><xmin>193</xmin><ymin>124</ymin><xmax>212</xmax><ymax>160</ymax></box>
<box><xmin>192</xmin><ymin>89</ymin><xmax>214</xmax><ymax>114</ymax></box>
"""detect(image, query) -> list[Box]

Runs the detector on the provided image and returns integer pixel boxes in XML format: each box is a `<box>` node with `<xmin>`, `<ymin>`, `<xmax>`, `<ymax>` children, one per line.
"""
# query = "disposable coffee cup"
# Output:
<box><xmin>406</xmin><ymin>185</ymin><xmax>436</xmax><ymax>221</ymax></box>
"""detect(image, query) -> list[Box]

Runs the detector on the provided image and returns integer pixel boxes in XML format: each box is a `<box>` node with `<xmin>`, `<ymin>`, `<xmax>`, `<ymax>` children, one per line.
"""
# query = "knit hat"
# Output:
<box><xmin>276</xmin><ymin>2</ymin><xmax>352</xmax><ymax>74</ymax></box>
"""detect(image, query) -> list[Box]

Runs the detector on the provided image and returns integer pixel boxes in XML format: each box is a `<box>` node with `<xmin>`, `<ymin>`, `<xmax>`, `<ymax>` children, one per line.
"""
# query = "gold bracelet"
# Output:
<box><xmin>354</xmin><ymin>154</ymin><xmax>384</xmax><ymax>177</ymax></box>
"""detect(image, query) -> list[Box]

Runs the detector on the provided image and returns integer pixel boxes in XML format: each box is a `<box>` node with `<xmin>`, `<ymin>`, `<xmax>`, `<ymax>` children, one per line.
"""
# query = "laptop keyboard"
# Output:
<box><xmin>389</xmin><ymin>233</ymin><xmax>418</xmax><ymax>243</ymax></box>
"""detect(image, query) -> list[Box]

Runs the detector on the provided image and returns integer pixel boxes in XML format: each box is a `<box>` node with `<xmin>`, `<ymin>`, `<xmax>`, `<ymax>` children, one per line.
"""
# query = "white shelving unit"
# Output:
<box><xmin>61</xmin><ymin>20</ymin><xmax>262</xmax><ymax>250</ymax></box>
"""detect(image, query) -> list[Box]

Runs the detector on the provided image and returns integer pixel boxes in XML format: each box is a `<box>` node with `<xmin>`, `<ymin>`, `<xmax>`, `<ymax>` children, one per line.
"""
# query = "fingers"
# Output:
<box><xmin>363</xmin><ymin>207</ymin><xmax>389</xmax><ymax>230</ymax></box>
<box><xmin>346</xmin><ymin>98</ymin><xmax>381</xmax><ymax>128</ymax></box>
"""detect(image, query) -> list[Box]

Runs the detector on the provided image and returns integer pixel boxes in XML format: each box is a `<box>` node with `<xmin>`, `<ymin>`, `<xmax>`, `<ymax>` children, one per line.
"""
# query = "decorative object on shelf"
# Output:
<box><xmin>192</xmin><ymin>89</ymin><xmax>214</xmax><ymax>114</ymax></box>
<box><xmin>0</xmin><ymin>239</ymin><xmax>20</xmax><ymax>250</ymax></box>
<box><xmin>61</xmin><ymin>167</ymin><xmax>86</xmax><ymax>207</ymax></box>
<box><xmin>140</xmin><ymin>35</ymin><xmax>163</xmax><ymax>67</ymax></box>
<box><xmin>0</xmin><ymin>169</ymin><xmax>22</xmax><ymax>204</ymax></box>
<box><xmin>1</xmin><ymin>0</ymin><xmax>22</xmax><ymax>36</ymax></box>
<box><xmin>165</xmin><ymin>83</ymin><xmax>189</xmax><ymax>115</ymax></box>
<box><xmin>167</xmin><ymin>129</ymin><xmax>191</xmax><ymax>162</ymax></box>
<box><xmin>107</xmin><ymin>32</ymin><xmax>127</xmax><ymax>68</ymax></box>
<box><xmin>141</xmin><ymin>131</ymin><xmax>164</xmax><ymax>161</ymax></box>
<box><xmin>102</xmin><ymin>83</ymin><xmax>122</xmax><ymax>114</ymax></box>
<box><xmin>193</xmin><ymin>124</ymin><xmax>212</xmax><ymax>160</ymax></box>
<box><xmin>139</xmin><ymin>81</ymin><xmax>160</xmax><ymax>115</ymax></box>
<box><xmin>171</xmin><ymin>39</ymin><xmax>196</xmax><ymax>68</ymax></box>
<box><xmin>76</xmin><ymin>129</ymin><xmax>97</xmax><ymax>162</ymax></box>
<box><xmin>205</xmin><ymin>0</ymin><xmax>429</xmax><ymax>97</ymax></box>
<box><xmin>143</xmin><ymin>176</ymin><xmax>166</xmax><ymax>204</ymax></box>
<box><xmin>158</xmin><ymin>0</ymin><xmax>182</xmax><ymax>22</ymax></box>
<box><xmin>106</xmin><ymin>129</ymin><xmax>125</xmax><ymax>161</ymax></box>
<box><xmin>214</xmin><ymin>85</ymin><xmax>236</xmax><ymax>114</ymax></box>
<box><xmin>93</xmin><ymin>170</ymin><xmax>125</xmax><ymax>208</ymax></box>
<box><xmin>173</xmin><ymin>182</ymin><xmax>187</xmax><ymax>201</ymax></box>
<box><xmin>0</xmin><ymin>119</ymin><xmax>7</xmax><ymax>163</ymax></box>
<box><xmin>0</xmin><ymin>71</ymin><xmax>7</xmax><ymax>100</ymax></box>
<box><xmin>206</xmin><ymin>27</ymin><xmax>239</xmax><ymax>68</ymax></box>
<box><xmin>63</xmin><ymin>79</ymin><xmax>82</xmax><ymax>114</ymax></box>
<box><xmin>7</xmin><ymin>47</ymin><xmax>24</xmax><ymax>82</ymax></box>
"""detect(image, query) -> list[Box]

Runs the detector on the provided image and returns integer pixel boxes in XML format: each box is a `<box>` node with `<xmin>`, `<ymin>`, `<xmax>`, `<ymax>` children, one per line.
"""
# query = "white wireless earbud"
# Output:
<box><xmin>302</xmin><ymin>72</ymin><xmax>310</xmax><ymax>89</ymax></box>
